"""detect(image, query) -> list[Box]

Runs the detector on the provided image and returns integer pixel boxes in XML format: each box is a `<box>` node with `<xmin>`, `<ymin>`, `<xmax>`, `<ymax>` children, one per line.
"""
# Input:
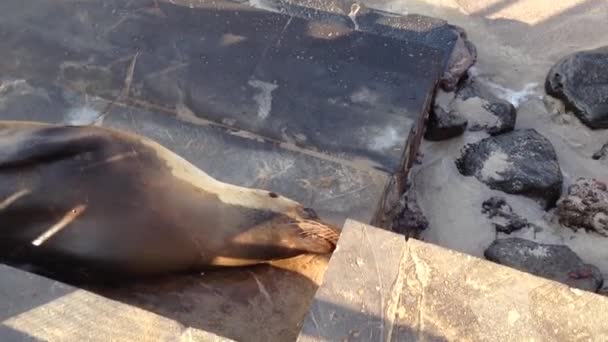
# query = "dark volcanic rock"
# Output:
<box><xmin>545</xmin><ymin>46</ymin><xmax>608</xmax><ymax>129</ymax></box>
<box><xmin>592</xmin><ymin>142</ymin><xmax>608</xmax><ymax>160</ymax></box>
<box><xmin>456</xmin><ymin>77</ymin><xmax>517</xmax><ymax>135</ymax></box>
<box><xmin>456</xmin><ymin>129</ymin><xmax>563</xmax><ymax>208</ymax></box>
<box><xmin>391</xmin><ymin>193</ymin><xmax>429</xmax><ymax>238</ymax></box>
<box><xmin>481</xmin><ymin>196</ymin><xmax>529</xmax><ymax>234</ymax></box>
<box><xmin>424</xmin><ymin>105</ymin><xmax>467</xmax><ymax>141</ymax></box>
<box><xmin>482</xmin><ymin>101</ymin><xmax>517</xmax><ymax>135</ymax></box>
<box><xmin>556</xmin><ymin>178</ymin><xmax>608</xmax><ymax>236</ymax></box>
<box><xmin>485</xmin><ymin>238</ymin><xmax>603</xmax><ymax>292</ymax></box>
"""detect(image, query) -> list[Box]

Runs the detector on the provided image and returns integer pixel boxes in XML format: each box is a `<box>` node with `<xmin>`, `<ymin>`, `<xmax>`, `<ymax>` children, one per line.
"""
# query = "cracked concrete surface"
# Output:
<box><xmin>299</xmin><ymin>220</ymin><xmax>608</xmax><ymax>341</ymax></box>
<box><xmin>298</xmin><ymin>219</ymin><xmax>406</xmax><ymax>341</ymax></box>
<box><xmin>0</xmin><ymin>1</ymin><xmax>444</xmax><ymax>339</ymax></box>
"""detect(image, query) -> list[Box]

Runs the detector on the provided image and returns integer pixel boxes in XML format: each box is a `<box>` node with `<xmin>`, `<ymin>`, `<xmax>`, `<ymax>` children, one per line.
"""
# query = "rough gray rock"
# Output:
<box><xmin>424</xmin><ymin>105</ymin><xmax>467</xmax><ymax>141</ymax></box>
<box><xmin>390</xmin><ymin>192</ymin><xmax>429</xmax><ymax>238</ymax></box>
<box><xmin>545</xmin><ymin>46</ymin><xmax>608</xmax><ymax>129</ymax></box>
<box><xmin>440</xmin><ymin>26</ymin><xmax>477</xmax><ymax>92</ymax></box>
<box><xmin>481</xmin><ymin>196</ymin><xmax>530</xmax><ymax>234</ymax></box>
<box><xmin>456</xmin><ymin>77</ymin><xmax>517</xmax><ymax>135</ymax></box>
<box><xmin>456</xmin><ymin>129</ymin><xmax>563</xmax><ymax>208</ymax></box>
<box><xmin>592</xmin><ymin>142</ymin><xmax>608</xmax><ymax>160</ymax></box>
<box><xmin>482</xmin><ymin>101</ymin><xmax>517</xmax><ymax>135</ymax></box>
<box><xmin>485</xmin><ymin>238</ymin><xmax>604</xmax><ymax>292</ymax></box>
<box><xmin>556</xmin><ymin>178</ymin><xmax>608</xmax><ymax>236</ymax></box>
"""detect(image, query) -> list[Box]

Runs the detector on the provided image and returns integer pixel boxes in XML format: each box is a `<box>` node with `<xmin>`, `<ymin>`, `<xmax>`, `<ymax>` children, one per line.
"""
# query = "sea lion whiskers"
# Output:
<box><xmin>31</xmin><ymin>204</ymin><xmax>87</xmax><ymax>246</ymax></box>
<box><xmin>0</xmin><ymin>189</ymin><xmax>31</xmax><ymax>210</ymax></box>
<box><xmin>80</xmin><ymin>151</ymin><xmax>138</xmax><ymax>171</ymax></box>
<box><xmin>290</xmin><ymin>219</ymin><xmax>340</xmax><ymax>247</ymax></box>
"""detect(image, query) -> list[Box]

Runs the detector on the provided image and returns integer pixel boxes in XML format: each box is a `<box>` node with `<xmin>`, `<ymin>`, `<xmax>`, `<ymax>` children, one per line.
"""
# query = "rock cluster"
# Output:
<box><xmin>481</xmin><ymin>196</ymin><xmax>529</xmax><ymax>234</ymax></box>
<box><xmin>556</xmin><ymin>178</ymin><xmax>608</xmax><ymax>237</ymax></box>
<box><xmin>423</xmin><ymin>35</ymin><xmax>608</xmax><ymax>294</ymax></box>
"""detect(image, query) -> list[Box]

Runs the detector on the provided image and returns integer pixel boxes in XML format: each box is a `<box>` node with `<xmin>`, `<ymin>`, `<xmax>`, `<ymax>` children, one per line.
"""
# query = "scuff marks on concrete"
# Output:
<box><xmin>64</xmin><ymin>106</ymin><xmax>104</xmax><ymax>126</ymax></box>
<box><xmin>248</xmin><ymin>79</ymin><xmax>278</xmax><ymax>120</ymax></box>
<box><xmin>370</xmin><ymin>126</ymin><xmax>402</xmax><ymax>152</ymax></box>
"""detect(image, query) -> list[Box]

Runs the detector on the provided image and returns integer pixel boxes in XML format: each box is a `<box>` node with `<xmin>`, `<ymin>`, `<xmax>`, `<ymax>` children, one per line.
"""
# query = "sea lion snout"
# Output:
<box><xmin>278</xmin><ymin>210</ymin><xmax>340</xmax><ymax>254</ymax></box>
<box><xmin>226</xmin><ymin>209</ymin><xmax>340</xmax><ymax>264</ymax></box>
<box><xmin>298</xmin><ymin>207</ymin><xmax>320</xmax><ymax>220</ymax></box>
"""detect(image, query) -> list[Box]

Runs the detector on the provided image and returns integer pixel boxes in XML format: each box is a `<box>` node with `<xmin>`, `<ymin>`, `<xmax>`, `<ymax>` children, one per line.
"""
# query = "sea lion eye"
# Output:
<box><xmin>301</xmin><ymin>207</ymin><xmax>319</xmax><ymax>219</ymax></box>
<box><xmin>268</xmin><ymin>192</ymin><xmax>278</xmax><ymax>198</ymax></box>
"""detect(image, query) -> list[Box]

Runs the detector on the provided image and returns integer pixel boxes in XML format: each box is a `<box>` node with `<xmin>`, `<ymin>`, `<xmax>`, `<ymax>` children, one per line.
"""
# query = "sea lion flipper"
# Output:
<box><xmin>0</xmin><ymin>123</ymin><xmax>104</xmax><ymax>168</ymax></box>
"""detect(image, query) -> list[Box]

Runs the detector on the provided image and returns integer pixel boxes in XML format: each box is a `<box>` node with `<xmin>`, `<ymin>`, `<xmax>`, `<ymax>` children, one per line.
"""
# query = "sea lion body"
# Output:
<box><xmin>0</xmin><ymin>121</ymin><xmax>338</xmax><ymax>279</ymax></box>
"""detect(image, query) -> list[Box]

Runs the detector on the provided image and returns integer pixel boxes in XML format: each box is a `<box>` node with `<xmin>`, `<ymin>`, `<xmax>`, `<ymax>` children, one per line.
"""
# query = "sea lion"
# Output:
<box><xmin>0</xmin><ymin>120</ymin><xmax>339</xmax><ymax>280</ymax></box>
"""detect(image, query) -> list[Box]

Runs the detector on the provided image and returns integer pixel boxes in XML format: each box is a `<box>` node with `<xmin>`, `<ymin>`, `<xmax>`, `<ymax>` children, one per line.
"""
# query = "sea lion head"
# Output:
<box><xmin>213</xmin><ymin>197</ymin><xmax>341</xmax><ymax>266</ymax></box>
<box><xmin>138</xmin><ymin>136</ymin><xmax>343</xmax><ymax>266</ymax></box>
<box><xmin>255</xmin><ymin>204</ymin><xmax>339</xmax><ymax>253</ymax></box>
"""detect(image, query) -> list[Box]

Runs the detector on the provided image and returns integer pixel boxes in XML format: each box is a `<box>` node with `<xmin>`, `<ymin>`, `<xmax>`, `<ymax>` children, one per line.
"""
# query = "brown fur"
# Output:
<box><xmin>0</xmin><ymin>121</ymin><xmax>340</xmax><ymax>279</ymax></box>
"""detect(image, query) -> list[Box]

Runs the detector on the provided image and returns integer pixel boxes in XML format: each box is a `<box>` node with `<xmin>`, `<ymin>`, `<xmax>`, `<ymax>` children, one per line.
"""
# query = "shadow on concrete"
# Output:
<box><xmin>0</xmin><ymin>267</ymin><xmax>74</xmax><ymax>322</ymax></box>
<box><xmin>300</xmin><ymin>298</ymin><xmax>448</xmax><ymax>341</ymax></box>
<box><xmin>1</xmin><ymin>258</ymin><xmax>322</xmax><ymax>342</ymax></box>
<box><xmin>87</xmin><ymin>262</ymin><xmax>324</xmax><ymax>342</ymax></box>
<box><xmin>470</xmin><ymin>0</ymin><xmax>520</xmax><ymax>17</ymax></box>
<box><xmin>0</xmin><ymin>264</ymin><xmax>74</xmax><ymax>341</ymax></box>
<box><xmin>0</xmin><ymin>326</ymin><xmax>43</xmax><ymax>342</ymax></box>
<box><xmin>0</xmin><ymin>260</ymin><xmax>447</xmax><ymax>342</ymax></box>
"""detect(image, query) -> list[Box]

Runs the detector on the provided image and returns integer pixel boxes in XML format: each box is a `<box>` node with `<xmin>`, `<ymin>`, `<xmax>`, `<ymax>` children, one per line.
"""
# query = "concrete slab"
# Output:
<box><xmin>0</xmin><ymin>0</ymin><xmax>445</xmax><ymax>172</ymax></box>
<box><xmin>298</xmin><ymin>220</ymin><xmax>608</xmax><ymax>341</ymax></box>
<box><xmin>0</xmin><ymin>0</ymin><xmax>452</xmax><ymax>223</ymax></box>
<box><xmin>91</xmin><ymin>255</ymin><xmax>330</xmax><ymax>342</ymax></box>
<box><xmin>102</xmin><ymin>103</ymin><xmax>389</xmax><ymax>226</ymax></box>
<box><xmin>248</xmin><ymin>16</ymin><xmax>443</xmax><ymax>171</ymax></box>
<box><xmin>0</xmin><ymin>87</ymin><xmax>373</xmax><ymax>341</ymax></box>
<box><xmin>297</xmin><ymin>220</ymin><xmax>407</xmax><ymax>342</ymax></box>
<box><xmin>0</xmin><ymin>83</ymin><xmax>387</xmax><ymax>227</ymax></box>
<box><xmin>244</xmin><ymin>0</ymin><xmax>464</xmax><ymax>59</ymax></box>
<box><xmin>0</xmin><ymin>1</ymin><xmax>454</xmax><ymax>340</ymax></box>
<box><xmin>0</xmin><ymin>264</ymin><xmax>235</xmax><ymax>342</ymax></box>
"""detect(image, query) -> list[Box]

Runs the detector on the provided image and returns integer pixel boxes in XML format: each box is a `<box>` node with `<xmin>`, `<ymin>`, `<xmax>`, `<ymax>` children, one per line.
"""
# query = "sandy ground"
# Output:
<box><xmin>367</xmin><ymin>0</ymin><xmax>608</xmax><ymax>282</ymax></box>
